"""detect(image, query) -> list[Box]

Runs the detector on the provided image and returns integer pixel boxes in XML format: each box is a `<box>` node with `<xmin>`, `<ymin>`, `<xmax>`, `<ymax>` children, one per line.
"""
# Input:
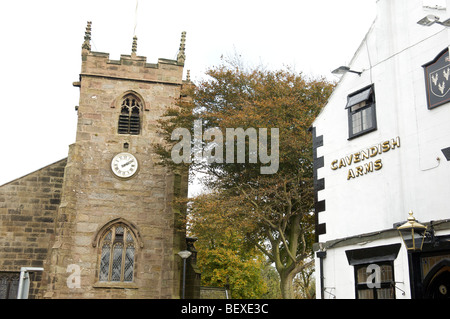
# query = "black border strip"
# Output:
<box><xmin>311</xmin><ymin>127</ymin><xmax>326</xmax><ymax>242</ymax></box>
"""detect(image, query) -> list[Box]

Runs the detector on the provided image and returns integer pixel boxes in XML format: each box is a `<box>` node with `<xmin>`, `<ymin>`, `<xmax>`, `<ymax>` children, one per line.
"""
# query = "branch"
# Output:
<box><xmin>255</xmin><ymin>241</ymin><xmax>275</xmax><ymax>263</ymax></box>
<box><xmin>278</xmin><ymin>225</ymin><xmax>298</xmax><ymax>266</ymax></box>
<box><xmin>237</xmin><ymin>184</ymin><xmax>279</xmax><ymax>230</ymax></box>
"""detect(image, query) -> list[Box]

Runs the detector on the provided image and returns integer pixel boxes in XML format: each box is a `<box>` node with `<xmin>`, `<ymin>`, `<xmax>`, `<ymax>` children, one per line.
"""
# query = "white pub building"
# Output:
<box><xmin>312</xmin><ymin>0</ymin><xmax>450</xmax><ymax>299</ymax></box>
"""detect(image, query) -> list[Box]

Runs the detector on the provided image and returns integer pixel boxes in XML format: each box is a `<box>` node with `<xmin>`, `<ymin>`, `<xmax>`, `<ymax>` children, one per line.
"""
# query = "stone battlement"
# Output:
<box><xmin>78</xmin><ymin>22</ymin><xmax>186</xmax><ymax>85</ymax></box>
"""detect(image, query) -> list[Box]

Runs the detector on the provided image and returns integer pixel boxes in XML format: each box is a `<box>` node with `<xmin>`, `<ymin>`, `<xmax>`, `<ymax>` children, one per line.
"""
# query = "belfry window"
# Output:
<box><xmin>346</xmin><ymin>85</ymin><xmax>377</xmax><ymax>139</ymax></box>
<box><xmin>98</xmin><ymin>224</ymin><xmax>136</xmax><ymax>283</ymax></box>
<box><xmin>118</xmin><ymin>95</ymin><xmax>142</xmax><ymax>135</ymax></box>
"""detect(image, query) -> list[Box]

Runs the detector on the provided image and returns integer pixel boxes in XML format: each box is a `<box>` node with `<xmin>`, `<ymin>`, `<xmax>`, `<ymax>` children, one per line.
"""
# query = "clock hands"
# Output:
<box><xmin>121</xmin><ymin>160</ymin><xmax>134</xmax><ymax>168</ymax></box>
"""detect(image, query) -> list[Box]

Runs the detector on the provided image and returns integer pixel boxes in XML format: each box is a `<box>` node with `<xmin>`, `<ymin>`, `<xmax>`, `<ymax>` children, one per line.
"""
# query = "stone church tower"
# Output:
<box><xmin>41</xmin><ymin>22</ymin><xmax>190</xmax><ymax>298</ymax></box>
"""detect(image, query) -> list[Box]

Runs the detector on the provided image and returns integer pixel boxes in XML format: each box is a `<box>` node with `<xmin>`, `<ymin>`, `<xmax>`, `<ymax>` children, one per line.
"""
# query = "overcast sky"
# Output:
<box><xmin>0</xmin><ymin>0</ymin><xmax>377</xmax><ymax>186</ymax></box>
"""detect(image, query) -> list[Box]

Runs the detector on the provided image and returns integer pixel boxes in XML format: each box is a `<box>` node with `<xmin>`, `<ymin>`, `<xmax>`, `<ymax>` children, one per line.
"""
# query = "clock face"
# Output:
<box><xmin>111</xmin><ymin>153</ymin><xmax>138</xmax><ymax>178</ymax></box>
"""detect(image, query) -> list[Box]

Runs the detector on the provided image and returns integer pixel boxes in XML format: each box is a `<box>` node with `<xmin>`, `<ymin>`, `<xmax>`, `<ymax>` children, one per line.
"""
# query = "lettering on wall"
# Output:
<box><xmin>330</xmin><ymin>137</ymin><xmax>400</xmax><ymax>180</ymax></box>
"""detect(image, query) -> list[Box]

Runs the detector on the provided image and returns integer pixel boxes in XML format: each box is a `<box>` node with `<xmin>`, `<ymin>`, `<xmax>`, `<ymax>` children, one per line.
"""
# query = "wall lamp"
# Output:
<box><xmin>417</xmin><ymin>14</ymin><xmax>450</xmax><ymax>27</ymax></box>
<box><xmin>396</xmin><ymin>211</ymin><xmax>438</xmax><ymax>251</ymax></box>
<box><xmin>332</xmin><ymin>66</ymin><xmax>362</xmax><ymax>76</ymax></box>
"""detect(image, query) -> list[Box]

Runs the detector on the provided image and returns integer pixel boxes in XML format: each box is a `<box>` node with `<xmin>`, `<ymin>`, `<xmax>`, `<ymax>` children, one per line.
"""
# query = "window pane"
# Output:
<box><xmin>350</xmin><ymin>101</ymin><xmax>367</xmax><ymax>112</ymax></box>
<box><xmin>380</xmin><ymin>264</ymin><xmax>393</xmax><ymax>282</ymax></box>
<box><xmin>352</xmin><ymin>112</ymin><xmax>362</xmax><ymax>134</ymax></box>
<box><xmin>362</xmin><ymin>107</ymin><xmax>373</xmax><ymax>130</ymax></box>
<box><xmin>346</xmin><ymin>87</ymin><xmax>372</xmax><ymax>109</ymax></box>
<box><xmin>0</xmin><ymin>276</ymin><xmax>8</xmax><ymax>299</ymax></box>
<box><xmin>111</xmin><ymin>243</ymin><xmax>124</xmax><ymax>282</ymax></box>
<box><xmin>357</xmin><ymin>264</ymin><xmax>393</xmax><ymax>284</ymax></box>
<box><xmin>8</xmin><ymin>277</ymin><xmax>19</xmax><ymax>299</ymax></box>
<box><xmin>351</xmin><ymin>105</ymin><xmax>375</xmax><ymax>136</ymax></box>
<box><xmin>358</xmin><ymin>289</ymin><xmax>374</xmax><ymax>299</ymax></box>
<box><xmin>99</xmin><ymin>243</ymin><xmax>111</xmax><ymax>281</ymax></box>
<box><xmin>377</xmin><ymin>287</ymin><xmax>395</xmax><ymax>299</ymax></box>
<box><xmin>116</xmin><ymin>226</ymin><xmax>124</xmax><ymax>235</ymax></box>
<box><xmin>104</xmin><ymin>230</ymin><xmax>112</xmax><ymax>241</ymax></box>
<box><xmin>115</xmin><ymin>226</ymin><xmax>124</xmax><ymax>243</ymax></box>
<box><xmin>356</xmin><ymin>266</ymin><xmax>368</xmax><ymax>284</ymax></box>
<box><xmin>126</xmin><ymin>232</ymin><xmax>134</xmax><ymax>243</ymax></box>
<box><xmin>124</xmin><ymin>246</ymin><xmax>135</xmax><ymax>282</ymax></box>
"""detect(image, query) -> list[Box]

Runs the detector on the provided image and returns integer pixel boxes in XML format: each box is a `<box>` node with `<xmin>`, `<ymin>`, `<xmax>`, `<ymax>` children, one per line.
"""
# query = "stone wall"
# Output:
<box><xmin>42</xmin><ymin>39</ymin><xmax>188</xmax><ymax>298</ymax></box>
<box><xmin>0</xmin><ymin>25</ymin><xmax>192</xmax><ymax>299</ymax></box>
<box><xmin>0</xmin><ymin>159</ymin><xmax>67</xmax><ymax>298</ymax></box>
<box><xmin>200</xmin><ymin>287</ymin><xmax>229</xmax><ymax>299</ymax></box>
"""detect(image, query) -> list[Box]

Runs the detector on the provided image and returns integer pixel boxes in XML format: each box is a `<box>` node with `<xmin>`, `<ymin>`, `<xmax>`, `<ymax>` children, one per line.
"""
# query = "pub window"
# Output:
<box><xmin>0</xmin><ymin>272</ymin><xmax>19</xmax><ymax>299</ymax></box>
<box><xmin>354</xmin><ymin>262</ymin><xmax>395</xmax><ymax>299</ymax></box>
<box><xmin>98</xmin><ymin>224</ymin><xmax>136</xmax><ymax>283</ymax></box>
<box><xmin>118</xmin><ymin>94</ymin><xmax>142</xmax><ymax>135</ymax></box>
<box><xmin>346</xmin><ymin>85</ymin><xmax>377</xmax><ymax>139</ymax></box>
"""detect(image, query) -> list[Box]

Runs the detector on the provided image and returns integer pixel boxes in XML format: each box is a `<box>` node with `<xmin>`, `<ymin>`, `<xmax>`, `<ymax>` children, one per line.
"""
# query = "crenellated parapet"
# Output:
<box><xmin>79</xmin><ymin>21</ymin><xmax>186</xmax><ymax>86</ymax></box>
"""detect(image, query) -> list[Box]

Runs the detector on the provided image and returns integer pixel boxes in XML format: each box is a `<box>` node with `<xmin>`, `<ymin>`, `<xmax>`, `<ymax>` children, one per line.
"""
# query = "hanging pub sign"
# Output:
<box><xmin>423</xmin><ymin>48</ymin><xmax>450</xmax><ymax>109</ymax></box>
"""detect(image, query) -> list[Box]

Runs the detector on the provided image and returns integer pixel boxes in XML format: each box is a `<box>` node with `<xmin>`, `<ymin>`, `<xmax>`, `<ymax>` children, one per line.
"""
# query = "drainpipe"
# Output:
<box><xmin>316</xmin><ymin>250</ymin><xmax>327</xmax><ymax>299</ymax></box>
<box><xmin>17</xmin><ymin>267</ymin><xmax>44</xmax><ymax>299</ymax></box>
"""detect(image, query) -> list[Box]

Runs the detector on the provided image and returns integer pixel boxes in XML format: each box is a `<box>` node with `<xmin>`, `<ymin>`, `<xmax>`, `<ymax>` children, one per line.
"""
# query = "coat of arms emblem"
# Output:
<box><xmin>423</xmin><ymin>48</ymin><xmax>450</xmax><ymax>109</ymax></box>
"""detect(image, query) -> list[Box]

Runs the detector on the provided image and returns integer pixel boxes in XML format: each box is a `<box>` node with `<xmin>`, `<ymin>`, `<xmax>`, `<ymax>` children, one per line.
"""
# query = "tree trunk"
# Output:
<box><xmin>280</xmin><ymin>270</ymin><xmax>295</xmax><ymax>299</ymax></box>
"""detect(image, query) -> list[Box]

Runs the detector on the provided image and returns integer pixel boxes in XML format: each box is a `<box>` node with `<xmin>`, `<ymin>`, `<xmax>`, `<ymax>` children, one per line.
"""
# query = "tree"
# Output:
<box><xmin>261</xmin><ymin>263</ymin><xmax>282</xmax><ymax>299</ymax></box>
<box><xmin>293</xmin><ymin>262</ymin><xmax>316</xmax><ymax>299</ymax></box>
<box><xmin>156</xmin><ymin>59</ymin><xmax>334</xmax><ymax>298</ymax></box>
<box><xmin>189</xmin><ymin>192</ymin><xmax>269</xmax><ymax>299</ymax></box>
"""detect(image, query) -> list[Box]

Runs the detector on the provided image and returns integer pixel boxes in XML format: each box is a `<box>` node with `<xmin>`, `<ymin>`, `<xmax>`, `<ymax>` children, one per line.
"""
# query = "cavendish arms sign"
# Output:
<box><xmin>331</xmin><ymin>137</ymin><xmax>401</xmax><ymax>180</ymax></box>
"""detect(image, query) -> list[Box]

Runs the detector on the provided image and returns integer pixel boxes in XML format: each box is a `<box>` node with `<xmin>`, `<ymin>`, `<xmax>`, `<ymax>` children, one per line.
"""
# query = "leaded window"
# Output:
<box><xmin>98</xmin><ymin>224</ymin><xmax>136</xmax><ymax>283</ymax></box>
<box><xmin>118</xmin><ymin>95</ymin><xmax>142</xmax><ymax>135</ymax></box>
<box><xmin>346</xmin><ymin>85</ymin><xmax>377</xmax><ymax>139</ymax></box>
<box><xmin>0</xmin><ymin>272</ymin><xmax>19</xmax><ymax>299</ymax></box>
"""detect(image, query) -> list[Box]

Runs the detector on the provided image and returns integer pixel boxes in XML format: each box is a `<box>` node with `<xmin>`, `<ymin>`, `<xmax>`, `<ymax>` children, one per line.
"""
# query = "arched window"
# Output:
<box><xmin>118</xmin><ymin>94</ymin><xmax>142</xmax><ymax>135</ymax></box>
<box><xmin>98</xmin><ymin>224</ymin><xmax>136</xmax><ymax>282</ymax></box>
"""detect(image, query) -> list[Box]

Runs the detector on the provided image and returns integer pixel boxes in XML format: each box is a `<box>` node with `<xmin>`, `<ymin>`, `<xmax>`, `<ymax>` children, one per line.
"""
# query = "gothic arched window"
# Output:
<box><xmin>98</xmin><ymin>224</ymin><xmax>136</xmax><ymax>283</ymax></box>
<box><xmin>118</xmin><ymin>94</ymin><xmax>142</xmax><ymax>135</ymax></box>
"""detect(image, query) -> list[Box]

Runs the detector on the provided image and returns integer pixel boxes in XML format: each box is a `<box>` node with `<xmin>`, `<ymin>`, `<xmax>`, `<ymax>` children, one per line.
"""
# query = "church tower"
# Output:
<box><xmin>42</xmin><ymin>22</ymin><xmax>189</xmax><ymax>299</ymax></box>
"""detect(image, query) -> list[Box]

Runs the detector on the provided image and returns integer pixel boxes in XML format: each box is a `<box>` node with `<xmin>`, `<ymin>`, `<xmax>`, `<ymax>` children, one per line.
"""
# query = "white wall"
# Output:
<box><xmin>316</xmin><ymin>237</ymin><xmax>412</xmax><ymax>299</ymax></box>
<box><xmin>314</xmin><ymin>0</ymin><xmax>450</xmax><ymax>243</ymax></box>
<box><xmin>314</xmin><ymin>0</ymin><xmax>450</xmax><ymax>299</ymax></box>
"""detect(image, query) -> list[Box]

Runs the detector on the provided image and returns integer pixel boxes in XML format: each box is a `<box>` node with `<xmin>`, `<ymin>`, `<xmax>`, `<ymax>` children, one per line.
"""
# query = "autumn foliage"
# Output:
<box><xmin>156</xmin><ymin>60</ymin><xmax>334</xmax><ymax>298</ymax></box>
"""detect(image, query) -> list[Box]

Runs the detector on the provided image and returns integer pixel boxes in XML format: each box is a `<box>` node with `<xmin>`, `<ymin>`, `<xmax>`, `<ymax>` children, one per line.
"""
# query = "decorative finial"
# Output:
<box><xmin>82</xmin><ymin>21</ymin><xmax>92</xmax><ymax>51</ymax></box>
<box><xmin>177</xmin><ymin>31</ymin><xmax>186</xmax><ymax>65</ymax></box>
<box><xmin>132</xmin><ymin>36</ymin><xmax>138</xmax><ymax>55</ymax></box>
<box><xmin>186</xmin><ymin>70</ymin><xmax>191</xmax><ymax>82</ymax></box>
